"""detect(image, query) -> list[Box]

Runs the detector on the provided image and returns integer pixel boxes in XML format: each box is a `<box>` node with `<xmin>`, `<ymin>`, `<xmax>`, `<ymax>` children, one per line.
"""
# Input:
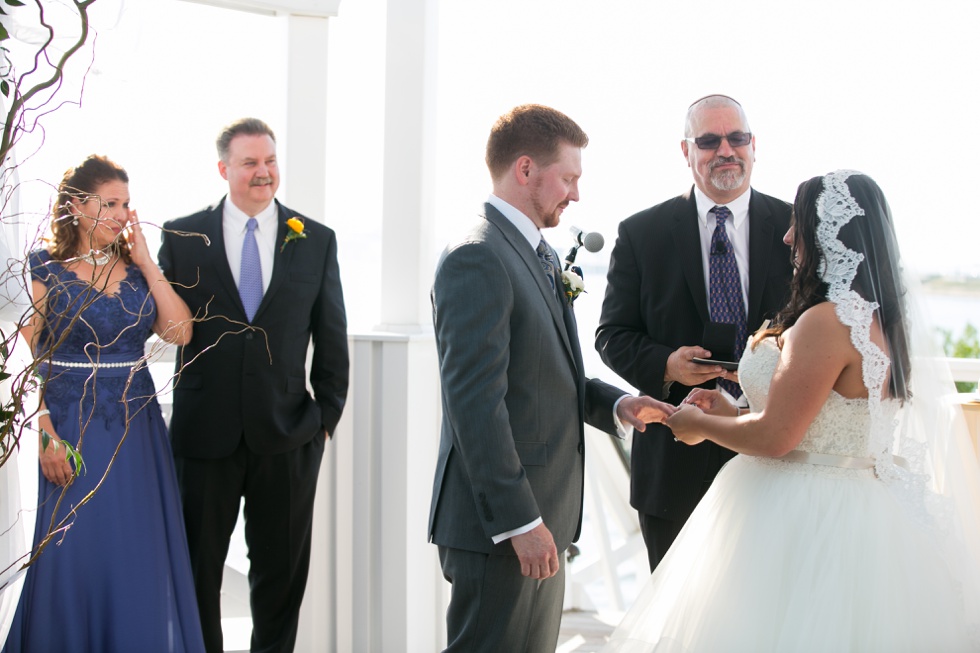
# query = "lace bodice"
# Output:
<box><xmin>739</xmin><ymin>337</ymin><xmax>897</xmax><ymax>459</ymax></box>
<box><xmin>30</xmin><ymin>249</ymin><xmax>158</xmax><ymax>425</ymax></box>
<box><xmin>31</xmin><ymin>250</ymin><xmax>154</xmax><ymax>360</ymax></box>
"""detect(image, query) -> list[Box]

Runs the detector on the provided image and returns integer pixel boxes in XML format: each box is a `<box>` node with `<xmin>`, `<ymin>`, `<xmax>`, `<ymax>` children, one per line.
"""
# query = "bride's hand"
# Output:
<box><xmin>682</xmin><ymin>388</ymin><xmax>738</xmax><ymax>417</ymax></box>
<box><xmin>666</xmin><ymin>404</ymin><xmax>707</xmax><ymax>446</ymax></box>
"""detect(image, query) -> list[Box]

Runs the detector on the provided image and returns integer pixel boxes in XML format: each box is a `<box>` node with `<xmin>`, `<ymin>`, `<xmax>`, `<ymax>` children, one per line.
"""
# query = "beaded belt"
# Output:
<box><xmin>49</xmin><ymin>359</ymin><xmax>141</xmax><ymax>369</ymax></box>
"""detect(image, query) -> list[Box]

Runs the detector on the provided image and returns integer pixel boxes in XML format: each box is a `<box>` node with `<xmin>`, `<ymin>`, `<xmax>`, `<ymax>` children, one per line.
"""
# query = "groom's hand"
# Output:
<box><xmin>617</xmin><ymin>395</ymin><xmax>678</xmax><ymax>432</ymax></box>
<box><xmin>510</xmin><ymin>523</ymin><xmax>559</xmax><ymax>579</ymax></box>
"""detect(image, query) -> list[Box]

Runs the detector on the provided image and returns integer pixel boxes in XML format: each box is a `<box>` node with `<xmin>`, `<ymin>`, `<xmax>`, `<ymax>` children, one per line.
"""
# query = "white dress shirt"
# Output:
<box><xmin>223</xmin><ymin>198</ymin><xmax>279</xmax><ymax>294</ymax></box>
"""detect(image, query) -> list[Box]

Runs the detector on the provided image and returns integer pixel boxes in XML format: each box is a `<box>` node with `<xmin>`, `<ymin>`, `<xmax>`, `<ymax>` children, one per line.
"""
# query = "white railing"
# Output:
<box><xmin>947</xmin><ymin>357</ymin><xmax>980</xmax><ymax>385</ymax></box>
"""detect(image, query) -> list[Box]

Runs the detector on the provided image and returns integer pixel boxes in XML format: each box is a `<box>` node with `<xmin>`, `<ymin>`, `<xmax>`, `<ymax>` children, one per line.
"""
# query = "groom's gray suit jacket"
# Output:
<box><xmin>429</xmin><ymin>204</ymin><xmax>622</xmax><ymax>556</ymax></box>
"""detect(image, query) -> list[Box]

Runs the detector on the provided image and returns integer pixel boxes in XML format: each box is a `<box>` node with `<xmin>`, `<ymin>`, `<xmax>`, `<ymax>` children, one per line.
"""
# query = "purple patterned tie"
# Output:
<box><xmin>239</xmin><ymin>217</ymin><xmax>263</xmax><ymax>321</ymax></box>
<box><xmin>709</xmin><ymin>206</ymin><xmax>746</xmax><ymax>398</ymax></box>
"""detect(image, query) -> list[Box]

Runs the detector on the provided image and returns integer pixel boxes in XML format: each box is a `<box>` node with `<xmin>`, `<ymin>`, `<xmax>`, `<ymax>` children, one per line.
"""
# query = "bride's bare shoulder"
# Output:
<box><xmin>786</xmin><ymin>302</ymin><xmax>849</xmax><ymax>341</ymax></box>
<box><xmin>783</xmin><ymin>302</ymin><xmax>867</xmax><ymax>380</ymax></box>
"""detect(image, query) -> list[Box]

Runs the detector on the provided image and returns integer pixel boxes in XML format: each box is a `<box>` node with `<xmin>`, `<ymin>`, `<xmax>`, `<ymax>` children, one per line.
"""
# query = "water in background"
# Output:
<box><xmin>922</xmin><ymin>292</ymin><xmax>979</xmax><ymax>336</ymax></box>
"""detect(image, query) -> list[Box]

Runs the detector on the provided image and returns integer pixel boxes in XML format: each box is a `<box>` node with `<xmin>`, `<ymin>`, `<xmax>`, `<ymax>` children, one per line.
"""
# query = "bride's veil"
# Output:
<box><xmin>819</xmin><ymin>170</ymin><xmax>980</xmax><ymax>637</ymax></box>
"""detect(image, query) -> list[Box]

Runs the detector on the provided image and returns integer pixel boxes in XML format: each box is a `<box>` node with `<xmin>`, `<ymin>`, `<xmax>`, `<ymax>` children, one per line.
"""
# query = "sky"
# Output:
<box><xmin>6</xmin><ymin>0</ymin><xmax>980</xmax><ymax>337</ymax></box>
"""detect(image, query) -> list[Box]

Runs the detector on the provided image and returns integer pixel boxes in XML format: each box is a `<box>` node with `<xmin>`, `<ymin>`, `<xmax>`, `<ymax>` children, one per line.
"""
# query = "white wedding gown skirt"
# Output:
<box><xmin>604</xmin><ymin>339</ymin><xmax>977</xmax><ymax>653</ymax></box>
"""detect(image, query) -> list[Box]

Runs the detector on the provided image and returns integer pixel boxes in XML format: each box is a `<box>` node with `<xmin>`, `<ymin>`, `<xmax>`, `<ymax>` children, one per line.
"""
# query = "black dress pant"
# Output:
<box><xmin>176</xmin><ymin>434</ymin><xmax>324</xmax><ymax>653</ymax></box>
<box><xmin>638</xmin><ymin>512</ymin><xmax>687</xmax><ymax>573</ymax></box>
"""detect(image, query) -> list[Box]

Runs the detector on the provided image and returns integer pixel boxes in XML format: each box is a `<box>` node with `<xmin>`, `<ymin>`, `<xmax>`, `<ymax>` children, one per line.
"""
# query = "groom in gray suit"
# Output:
<box><xmin>429</xmin><ymin>104</ymin><xmax>674</xmax><ymax>652</ymax></box>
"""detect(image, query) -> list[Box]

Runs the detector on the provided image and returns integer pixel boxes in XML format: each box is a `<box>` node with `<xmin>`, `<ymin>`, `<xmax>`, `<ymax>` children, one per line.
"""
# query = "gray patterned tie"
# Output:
<box><xmin>536</xmin><ymin>238</ymin><xmax>559</xmax><ymax>295</ymax></box>
<box><xmin>239</xmin><ymin>217</ymin><xmax>263</xmax><ymax>321</ymax></box>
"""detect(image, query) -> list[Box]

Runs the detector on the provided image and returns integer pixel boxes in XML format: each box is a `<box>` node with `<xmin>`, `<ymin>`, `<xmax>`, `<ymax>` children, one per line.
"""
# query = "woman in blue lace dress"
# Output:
<box><xmin>3</xmin><ymin>155</ymin><xmax>205</xmax><ymax>652</ymax></box>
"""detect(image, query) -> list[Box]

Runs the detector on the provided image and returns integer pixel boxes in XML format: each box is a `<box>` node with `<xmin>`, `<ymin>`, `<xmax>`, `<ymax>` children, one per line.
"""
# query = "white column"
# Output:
<box><xmin>282</xmin><ymin>14</ymin><xmax>330</xmax><ymax>221</ymax></box>
<box><xmin>378</xmin><ymin>0</ymin><xmax>439</xmax><ymax>330</ymax></box>
<box><xmin>283</xmin><ymin>9</ymin><xmax>338</xmax><ymax>653</ymax></box>
<box><xmin>300</xmin><ymin>1</ymin><xmax>447</xmax><ymax>645</ymax></box>
<box><xmin>315</xmin><ymin>1</ymin><xmax>448</xmax><ymax>649</ymax></box>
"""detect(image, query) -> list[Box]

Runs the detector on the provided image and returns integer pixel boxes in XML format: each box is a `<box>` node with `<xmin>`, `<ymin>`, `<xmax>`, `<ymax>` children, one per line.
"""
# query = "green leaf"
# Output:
<box><xmin>65</xmin><ymin>444</ymin><xmax>85</xmax><ymax>475</ymax></box>
<box><xmin>0</xmin><ymin>22</ymin><xmax>8</xmax><ymax>43</ymax></box>
<box><xmin>0</xmin><ymin>81</ymin><xmax>8</xmax><ymax>98</ymax></box>
<box><xmin>4</xmin><ymin>0</ymin><xmax>26</xmax><ymax>7</ymax></box>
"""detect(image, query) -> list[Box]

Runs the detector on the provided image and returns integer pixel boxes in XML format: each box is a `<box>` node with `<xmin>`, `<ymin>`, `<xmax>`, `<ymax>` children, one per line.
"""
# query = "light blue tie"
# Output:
<box><xmin>239</xmin><ymin>217</ymin><xmax>263</xmax><ymax>321</ymax></box>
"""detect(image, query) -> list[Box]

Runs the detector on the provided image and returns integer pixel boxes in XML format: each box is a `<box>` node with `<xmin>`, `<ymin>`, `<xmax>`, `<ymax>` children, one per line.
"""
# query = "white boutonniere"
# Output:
<box><xmin>561</xmin><ymin>268</ymin><xmax>586</xmax><ymax>304</ymax></box>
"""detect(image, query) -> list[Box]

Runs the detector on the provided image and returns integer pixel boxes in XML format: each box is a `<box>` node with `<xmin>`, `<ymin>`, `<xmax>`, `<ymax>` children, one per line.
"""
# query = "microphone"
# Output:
<box><xmin>569</xmin><ymin>226</ymin><xmax>604</xmax><ymax>253</ymax></box>
<box><xmin>712</xmin><ymin>240</ymin><xmax>726</xmax><ymax>256</ymax></box>
<box><xmin>564</xmin><ymin>226</ymin><xmax>605</xmax><ymax>270</ymax></box>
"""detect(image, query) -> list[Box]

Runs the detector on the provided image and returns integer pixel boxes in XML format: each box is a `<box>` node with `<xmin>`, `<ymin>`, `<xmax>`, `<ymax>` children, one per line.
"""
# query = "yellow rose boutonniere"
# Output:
<box><xmin>281</xmin><ymin>217</ymin><xmax>307</xmax><ymax>252</ymax></box>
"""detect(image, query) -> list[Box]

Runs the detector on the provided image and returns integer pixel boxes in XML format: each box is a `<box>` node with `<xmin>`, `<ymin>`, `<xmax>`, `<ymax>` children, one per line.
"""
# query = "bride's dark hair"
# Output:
<box><xmin>757</xmin><ymin>173</ymin><xmax>910</xmax><ymax>399</ymax></box>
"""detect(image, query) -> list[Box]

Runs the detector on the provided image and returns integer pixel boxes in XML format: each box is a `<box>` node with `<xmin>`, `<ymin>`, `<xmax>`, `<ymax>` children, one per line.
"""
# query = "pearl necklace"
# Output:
<box><xmin>77</xmin><ymin>249</ymin><xmax>112</xmax><ymax>266</ymax></box>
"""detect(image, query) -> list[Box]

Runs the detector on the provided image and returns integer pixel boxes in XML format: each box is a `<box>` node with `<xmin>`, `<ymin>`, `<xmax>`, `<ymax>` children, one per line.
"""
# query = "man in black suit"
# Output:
<box><xmin>596</xmin><ymin>95</ymin><xmax>793</xmax><ymax>571</ymax></box>
<box><xmin>159</xmin><ymin>118</ymin><xmax>349</xmax><ymax>653</ymax></box>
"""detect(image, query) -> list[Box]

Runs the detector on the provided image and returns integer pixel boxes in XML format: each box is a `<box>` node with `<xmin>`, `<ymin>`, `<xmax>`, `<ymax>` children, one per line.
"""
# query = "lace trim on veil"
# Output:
<box><xmin>816</xmin><ymin>170</ymin><xmax>933</xmax><ymax>524</ymax></box>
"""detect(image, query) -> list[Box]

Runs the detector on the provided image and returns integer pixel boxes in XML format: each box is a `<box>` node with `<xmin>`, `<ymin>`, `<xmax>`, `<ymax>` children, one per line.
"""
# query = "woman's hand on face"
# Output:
<box><xmin>124</xmin><ymin>209</ymin><xmax>151</xmax><ymax>269</ymax></box>
<box><xmin>38</xmin><ymin>424</ymin><xmax>74</xmax><ymax>486</ymax></box>
<box><xmin>682</xmin><ymin>388</ymin><xmax>739</xmax><ymax>417</ymax></box>
<box><xmin>666</xmin><ymin>404</ymin><xmax>707</xmax><ymax>446</ymax></box>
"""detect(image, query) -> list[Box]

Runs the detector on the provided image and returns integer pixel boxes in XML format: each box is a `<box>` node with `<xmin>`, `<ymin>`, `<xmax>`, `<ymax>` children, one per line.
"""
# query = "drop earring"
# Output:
<box><xmin>72</xmin><ymin>217</ymin><xmax>79</xmax><ymax>226</ymax></box>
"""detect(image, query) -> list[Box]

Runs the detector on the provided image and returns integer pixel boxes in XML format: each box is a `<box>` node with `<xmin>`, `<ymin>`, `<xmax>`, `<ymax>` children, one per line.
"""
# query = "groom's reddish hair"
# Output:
<box><xmin>485</xmin><ymin>104</ymin><xmax>588</xmax><ymax>181</ymax></box>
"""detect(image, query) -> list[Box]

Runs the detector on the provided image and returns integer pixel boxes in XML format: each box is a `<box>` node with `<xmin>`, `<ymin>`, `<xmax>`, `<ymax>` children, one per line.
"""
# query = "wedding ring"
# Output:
<box><xmin>673</xmin><ymin>437</ymin><xmax>679</xmax><ymax>442</ymax></box>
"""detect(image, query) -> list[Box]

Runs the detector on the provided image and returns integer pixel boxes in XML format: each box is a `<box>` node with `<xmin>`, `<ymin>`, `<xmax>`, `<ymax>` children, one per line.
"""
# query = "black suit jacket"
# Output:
<box><xmin>596</xmin><ymin>187</ymin><xmax>792</xmax><ymax>520</ymax></box>
<box><xmin>159</xmin><ymin>198</ymin><xmax>349</xmax><ymax>458</ymax></box>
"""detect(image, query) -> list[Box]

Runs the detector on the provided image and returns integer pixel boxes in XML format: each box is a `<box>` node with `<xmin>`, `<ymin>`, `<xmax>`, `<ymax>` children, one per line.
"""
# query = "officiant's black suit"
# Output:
<box><xmin>596</xmin><ymin>186</ymin><xmax>792</xmax><ymax>569</ymax></box>
<box><xmin>159</xmin><ymin>198</ymin><xmax>348</xmax><ymax>652</ymax></box>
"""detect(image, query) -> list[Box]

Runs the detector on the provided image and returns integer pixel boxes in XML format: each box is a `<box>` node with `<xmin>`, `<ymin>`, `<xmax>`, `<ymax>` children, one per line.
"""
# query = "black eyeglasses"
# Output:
<box><xmin>685</xmin><ymin>131</ymin><xmax>752</xmax><ymax>150</ymax></box>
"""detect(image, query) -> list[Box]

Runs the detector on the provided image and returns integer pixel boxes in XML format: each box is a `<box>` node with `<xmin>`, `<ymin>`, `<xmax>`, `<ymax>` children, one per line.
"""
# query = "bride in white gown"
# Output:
<box><xmin>603</xmin><ymin>170</ymin><xmax>980</xmax><ymax>652</ymax></box>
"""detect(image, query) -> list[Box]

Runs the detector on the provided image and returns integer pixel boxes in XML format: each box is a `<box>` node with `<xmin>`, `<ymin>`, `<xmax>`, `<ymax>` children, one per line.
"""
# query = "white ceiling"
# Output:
<box><xmin>177</xmin><ymin>0</ymin><xmax>341</xmax><ymax>18</ymax></box>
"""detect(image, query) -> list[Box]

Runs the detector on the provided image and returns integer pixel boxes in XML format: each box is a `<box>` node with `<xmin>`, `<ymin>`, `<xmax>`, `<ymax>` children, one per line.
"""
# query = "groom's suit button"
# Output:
<box><xmin>578</xmin><ymin>442</ymin><xmax>584</xmax><ymax>455</ymax></box>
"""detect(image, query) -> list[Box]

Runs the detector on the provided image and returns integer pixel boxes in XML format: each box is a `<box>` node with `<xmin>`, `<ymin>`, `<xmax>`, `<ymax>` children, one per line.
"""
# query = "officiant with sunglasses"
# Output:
<box><xmin>595</xmin><ymin>95</ymin><xmax>793</xmax><ymax>571</ymax></box>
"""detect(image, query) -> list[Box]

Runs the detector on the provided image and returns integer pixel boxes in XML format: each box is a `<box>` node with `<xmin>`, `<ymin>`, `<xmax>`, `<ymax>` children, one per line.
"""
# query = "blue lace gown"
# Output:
<box><xmin>3</xmin><ymin>251</ymin><xmax>205</xmax><ymax>652</ymax></box>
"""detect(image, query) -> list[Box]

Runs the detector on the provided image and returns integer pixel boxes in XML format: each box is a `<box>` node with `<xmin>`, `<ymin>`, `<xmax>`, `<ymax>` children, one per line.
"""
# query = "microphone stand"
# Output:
<box><xmin>563</xmin><ymin>245</ymin><xmax>580</xmax><ymax>271</ymax></box>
